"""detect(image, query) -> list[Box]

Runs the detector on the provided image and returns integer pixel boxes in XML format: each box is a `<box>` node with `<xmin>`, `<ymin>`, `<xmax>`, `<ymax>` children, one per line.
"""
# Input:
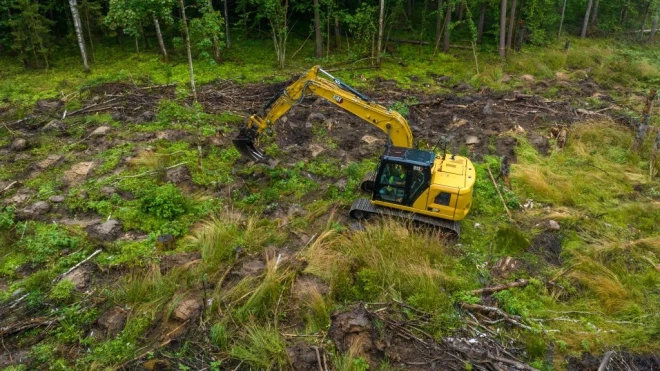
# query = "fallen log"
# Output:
<box><xmin>469</xmin><ymin>279</ymin><xmax>529</xmax><ymax>296</ymax></box>
<box><xmin>0</xmin><ymin>317</ymin><xmax>60</xmax><ymax>336</ymax></box>
<box><xmin>389</xmin><ymin>38</ymin><xmax>429</xmax><ymax>45</ymax></box>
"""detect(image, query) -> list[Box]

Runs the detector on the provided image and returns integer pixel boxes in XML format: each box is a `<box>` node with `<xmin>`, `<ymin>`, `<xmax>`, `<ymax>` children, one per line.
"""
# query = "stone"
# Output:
<box><xmin>451</xmin><ymin>118</ymin><xmax>468</xmax><ymax>128</ymax></box>
<box><xmin>156</xmin><ymin>234</ymin><xmax>175</xmax><ymax>250</ymax></box>
<box><xmin>308</xmin><ymin>144</ymin><xmax>325</xmax><ymax>158</ymax></box>
<box><xmin>454</xmin><ymin>82</ymin><xmax>473</xmax><ymax>92</ymax></box>
<box><xmin>465</xmin><ymin>136</ymin><xmax>481</xmax><ymax>145</ymax></box>
<box><xmin>63</xmin><ymin>162</ymin><xmax>95</xmax><ymax>185</ymax></box>
<box><xmin>307</xmin><ymin>112</ymin><xmax>326</xmax><ymax>122</ymax></box>
<box><xmin>529</xmin><ymin>134</ymin><xmax>550</xmax><ymax>155</ymax></box>
<box><xmin>547</xmin><ymin>220</ymin><xmax>561</xmax><ymax>231</ymax></box>
<box><xmin>165</xmin><ymin>165</ymin><xmax>192</xmax><ymax>184</ymax></box>
<box><xmin>86</xmin><ymin>219</ymin><xmax>123</xmax><ymax>241</ymax></box>
<box><xmin>49</xmin><ymin>195</ymin><xmax>65</xmax><ymax>203</ymax></box>
<box><xmin>100</xmin><ymin>186</ymin><xmax>117</xmax><ymax>198</ymax></box>
<box><xmin>237</xmin><ymin>259</ymin><xmax>266</xmax><ymax>277</ymax></box>
<box><xmin>13</xmin><ymin>153</ymin><xmax>31</xmax><ymax>161</ymax></box>
<box><xmin>361</xmin><ymin>135</ymin><xmax>382</xmax><ymax>145</ymax></box>
<box><xmin>16</xmin><ymin>201</ymin><xmax>51</xmax><ymax>220</ymax></box>
<box><xmin>42</xmin><ymin>119</ymin><xmax>67</xmax><ymax>132</ymax></box>
<box><xmin>63</xmin><ymin>268</ymin><xmax>89</xmax><ymax>289</ymax></box>
<box><xmin>10</xmin><ymin>138</ymin><xmax>27</xmax><ymax>151</ymax></box>
<box><xmin>111</xmin><ymin>111</ymin><xmax>125</xmax><ymax>121</ymax></box>
<box><xmin>483</xmin><ymin>102</ymin><xmax>495</xmax><ymax>115</ymax></box>
<box><xmin>137</xmin><ymin>111</ymin><xmax>155</xmax><ymax>123</ymax></box>
<box><xmin>6</xmin><ymin>192</ymin><xmax>31</xmax><ymax>205</ymax></box>
<box><xmin>520</xmin><ymin>74</ymin><xmax>535</xmax><ymax>82</ymax></box>
<box><xmin>36</xmin><ymin>99</ymin><xmax>62</xmax><ymax>111</ymax></box>
<box><xmin>36</xmin><ymin>154</ymin><xmax>63</xmax><ymax>170</ymax></box>
<box><xmin>97</xmin><ymin>307</ymin><xmax>127</xmax><ymax>336</ymax></box>
<box><xmin>288</xmin><ymin>204</ymin><xmax>307</xmax><ymax>218</ymax></box>
<box><xmin>90</xmin><ymin>126</ymin><xmax>111</xmax><ymax>137</ymax></box>
<box><xmin>173</xmin><ymin>299</ymin><xmax>202</xmax><ymax>321</ymax></box>
<box><xmin>555</xmin><ymin>72</ymin><xmax>570</xmax><ymax>81</ymax></box>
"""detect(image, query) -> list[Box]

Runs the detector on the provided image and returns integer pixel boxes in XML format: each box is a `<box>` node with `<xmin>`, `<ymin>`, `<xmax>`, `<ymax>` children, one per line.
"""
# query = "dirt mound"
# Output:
<box><xmin>530</xmin><ymin>231</ymin><xmax>562</xmax><ymax>265</ymax></box>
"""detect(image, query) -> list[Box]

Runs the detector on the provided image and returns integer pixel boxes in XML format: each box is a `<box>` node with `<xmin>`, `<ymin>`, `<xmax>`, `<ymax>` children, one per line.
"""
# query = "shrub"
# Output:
<box><xmin>139</xmin><ymin>184</ymin><xmax>188</xmax><ymax>220</ymax></box>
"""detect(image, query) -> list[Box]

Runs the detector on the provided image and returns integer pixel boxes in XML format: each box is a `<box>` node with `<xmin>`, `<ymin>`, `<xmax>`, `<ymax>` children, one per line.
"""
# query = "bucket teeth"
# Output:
<box><xmin>232</xmin><ymin>128</ymin><xmax>269</xmax><ymax>163</ymax></box>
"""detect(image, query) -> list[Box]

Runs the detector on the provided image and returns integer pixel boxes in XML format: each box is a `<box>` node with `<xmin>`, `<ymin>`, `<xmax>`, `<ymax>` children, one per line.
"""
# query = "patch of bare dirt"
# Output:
<box><xmin>567</xmin><ymin>351</ymin><xmax>660</xmax><ymax>371</ymax></box>
<box><xmin>530</xmin><ymin>231</ymin><xmax>562</xmax><ymax>265</ymax></box>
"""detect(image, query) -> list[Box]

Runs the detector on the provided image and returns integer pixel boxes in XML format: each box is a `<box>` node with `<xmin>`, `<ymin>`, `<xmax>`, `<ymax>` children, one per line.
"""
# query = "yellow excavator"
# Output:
<box><xmin>233</xmin><ymin>66</ymin><xmax>475</xmax><ymax>235</ymax></box>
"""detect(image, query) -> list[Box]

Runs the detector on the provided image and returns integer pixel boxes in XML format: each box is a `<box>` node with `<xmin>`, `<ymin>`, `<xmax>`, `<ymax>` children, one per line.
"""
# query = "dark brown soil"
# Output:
<box><xmin>530</xmin><ymin>231</ymin><xmax>562</xmax><ymax>265</ymax></box>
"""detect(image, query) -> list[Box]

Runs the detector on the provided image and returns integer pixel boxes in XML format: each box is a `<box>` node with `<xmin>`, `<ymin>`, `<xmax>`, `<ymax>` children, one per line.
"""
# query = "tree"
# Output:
<box><xmin>223</xmin><ymin>0</ymin><xmax>231</xmax><ymax>48</ymax></box>
<box><xmin>313</xmin><ymin>0</ymin><xmax>322</xmax><ymax>57</ymax></box>
<box><xmin>581</xmin><ymin>0</ymin><xmax>594</xmax><ymax>38</ymax></box>
<box><xmin>202</xmin><ymin>0</ymin><xmax>222</xmax><ymax>62</ymax></box>
<box><xmin>499</xmin><ymin>0</ymin><xmax>506</xmax><ymax>60</ymax></box>
<box><xmin>477</xmin><ymin>1</ymin><xmax>486</xmax><ymax>43</ymax></box>
<box><xmin>558</xmin><ymin>0</ymin><xmax>567</xmax><ymax>37</ymax></box>
<box><xmin>443</xmin><ymin>0</ymin><xmax>451</xmax><ymax>53</ymax></box>
<box><xmin>178</xmin><ymin>0</ymin><xmax>197</xmax><ymax>101</ymax></box>
<box><xmin>650</xmin><ymin>6</ymin><xmax>659</xmax><ymax>43</ymax></box>
<box><xmin>68</xmin><ymin>0</ymin><xmax>90</xmax><ymax>71</ymax></box>
<box><xmin>506</xmin><ymin>0</ymin><xmax>517</xmax><ymax>50</ymax></box>
<box><xmin>435</xmin><ymin>0</ymin><xmax>444</xmax><ymax>49</ymax></box>
<box><xmin>6</xmin><ymin>0</ymin><xmax>53</xmax><ymax>69</ymax></box>
<box><xmin>191</xmin><ymin>0</ymin><xmax>225</xmax><ymax>63</ymax></box>
<box><xmin>377</xmin><ymin>0</ymin><xmax>384</xmax><ymax>64</ymax></box>
<box><xmin>252</xmin><ymin>0</ymin><xmax>290</xmax><ymax>68</ymax></box>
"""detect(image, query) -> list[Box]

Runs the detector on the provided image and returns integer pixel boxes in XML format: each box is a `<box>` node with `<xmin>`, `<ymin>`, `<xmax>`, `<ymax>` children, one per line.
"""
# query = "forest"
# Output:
<box><xmin>1</xmin><ymin>0</ymin><xmax>660</xmax><ymax>370</ymax></box>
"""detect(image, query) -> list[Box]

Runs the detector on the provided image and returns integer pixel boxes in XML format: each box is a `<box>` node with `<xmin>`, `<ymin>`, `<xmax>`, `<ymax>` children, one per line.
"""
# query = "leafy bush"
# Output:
<box><xmin>139</xmin><ymin>184</ymin><xmax>188</xmax><ymax>220</ymax></box>
<box><xmin>0</xmin><ymin>207</ymin><xmax>15</xmax><ymax>230</ymax></box>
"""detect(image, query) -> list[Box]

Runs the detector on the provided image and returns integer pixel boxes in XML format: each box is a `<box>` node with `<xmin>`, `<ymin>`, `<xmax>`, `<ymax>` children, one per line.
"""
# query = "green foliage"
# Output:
<box><xmin>210</xmin><ymin>322</ymin><xmax>230</xmax><ymax>349</ymax></box>
<box><xmin>50</xmin><ymin>279</ymin><xmax>76</xmax><ymax>302</ymax></box>
<box><xmin>139</xmin><ymin>183</ymin><xmax>188</xmax><ymax>220</ymax></box>
<box><xmin>230</xmin><ymin>325</ymin><xmax>289</xmax><ymax>369</ymax></box>
<box><xmin>17</xmin><ymin>223</ymin><xmax>84</xmax><ymax>264</ymax></box>
<box><xmin>0</xmin><ymin>206</ymin><xmax>15</xmax><ymax>230</ymax></box>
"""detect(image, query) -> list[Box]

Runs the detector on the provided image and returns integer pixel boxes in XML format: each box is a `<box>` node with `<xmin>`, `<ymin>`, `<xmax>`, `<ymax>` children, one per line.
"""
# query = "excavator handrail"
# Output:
<box><xmin>233</xmin><ymin>65</ymin><xmax>414</xmax><ymax>162</ymax></box>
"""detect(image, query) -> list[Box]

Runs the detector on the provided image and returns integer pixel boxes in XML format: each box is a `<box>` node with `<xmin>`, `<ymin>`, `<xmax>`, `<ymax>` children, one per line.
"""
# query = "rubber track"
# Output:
<box><xmin>349</xmin><ymin>198</ymin><xmax>461</xmax><ymax>236</ymax></box>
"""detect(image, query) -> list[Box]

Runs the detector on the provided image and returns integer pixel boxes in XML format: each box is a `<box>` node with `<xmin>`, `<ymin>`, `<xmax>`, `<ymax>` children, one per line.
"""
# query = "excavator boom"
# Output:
<box><xmin>233</xmin><ymin>66</ymin><xmax>413</xmax><ymax>162</ymax></box>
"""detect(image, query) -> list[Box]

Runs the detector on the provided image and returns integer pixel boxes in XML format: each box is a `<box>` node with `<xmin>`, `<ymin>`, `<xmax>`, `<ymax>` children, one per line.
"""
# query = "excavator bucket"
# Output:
<box><xmin>232</xmin><ymin>128</ymin><xmax>269</xmax><ymax>163</ymax></box>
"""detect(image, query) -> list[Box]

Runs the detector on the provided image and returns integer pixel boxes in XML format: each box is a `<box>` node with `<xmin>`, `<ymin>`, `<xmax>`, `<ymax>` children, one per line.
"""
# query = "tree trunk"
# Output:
<box><xmin>377</xmin><ymin>0</ymin><xmax>385</xmax><ymax>65</ymax></box>
<box><xmin>178</xmin><ymin>0</ymin><xmax>197</xmax><ymax>102</ymax></box>
<box><xmin>206</xmin><ymin>0</ymin><xmax>221</xmax><ymax>62</ymax></box>
<box><xmin>477</xmin><ymin>3</ymin><xmax>486</xmax><ymax>43</ymax></box>
<box><xmin>499</xmin><ymin>0</ymin><xmax>507</xmax><ymax>60</ymax></box>
<box><xmin>326</xmin><ymin>7</ymin><xmax>330</xmax><ymax>56</ymax></box>
<box><xmin>84</xmin><ymin>6</ymin><xmax>95</xmax><ymax>62</ymax></box>
<box><xmin>407</xmin><ymin>0</ymin><xmax>413</xmax><ymax>18</ymax></box>
<box><xmin>443</xmin><ymin>2</ymin><xmax>451</xmax><ymax>53</ymax></box>
<box><xmin>134</xmin><ymin>35</ymin><xmax>140</xmax><ymax>58</ymax></box>
<box><xmin>650</xmin><ymin>8</ymin><xmax>659</xmax><ymax>43</ymax></box>
<box><xmin>581</xmin><ymin>0</ymin><xmax>594</xmax><ymax>38</ymax></box>
<box><xmin>558</xmin><ymin>0</ymin><xmax>567</xmax><ymax>37</ymax></box>
<box><xmin>457</xmin><ymin>2</ymin><xmax>464</xmax><ymax>22</ymax></box>
<box><xmin>435</xmin><ymin>0</ymin><xmax>444</xmax><ymax>50</ymax></box>
<box><xmin>506</xmin><ymin>0</ymin><xmax>517</xmax><ymax>50</ymax></box>
<box><xmin>640</xmin><ymin>2</ymin><xmax>651</xmax><ymax>39</ymax></box>
<box><xmin>153</xmin><ymin>14</ymin><xmax>168</xmax><ymax>61</ymax></box>
<box><xmin>590</xmin><ymin>0</ymin><xmax>599</xmax><ymax>24</ymax></box>
<box><xmin>334</xmin><ymin>15</ymin><xmax>340</xmax><ymax>48</ymax></box>
<box><xmin>224</xmin><ymin>0</ymin><xmax>231</xmax><ymax>48</ymax></box>
<box><xmin>68</xmin><ymin>0</ymin><xmax>90</xmax><ymax>72</ymax></box>
<box><xmin>313</xmin><ymin>0</ymin><xmax>323</xmax><ymax>57</ymax></box>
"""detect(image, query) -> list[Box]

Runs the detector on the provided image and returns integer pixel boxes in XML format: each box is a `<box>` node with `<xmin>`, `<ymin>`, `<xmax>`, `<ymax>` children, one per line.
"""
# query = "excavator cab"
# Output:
<box><xmin>373</xmin><ymin>147</ymin><xmax>433</xmax><ymax>207</ymax></box>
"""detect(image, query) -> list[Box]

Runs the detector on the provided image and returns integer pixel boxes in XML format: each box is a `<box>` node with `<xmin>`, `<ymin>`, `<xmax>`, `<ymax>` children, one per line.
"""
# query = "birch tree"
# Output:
<box><xmin>313</xmin><ymin>0</ymin><xmax>323</xmax><ymax>57</ymax></box>
<box><xmin>581</xmin><ymin>0</ymin><xmax>594</xmax><ymax>38</ymax></box>
<box><xmin>506</xmin><ymin>0</ymin><xmax>517</xmax><ymax>50</ymax></box>
<box><xmin>376</xmin><ymin>0</ymin><xmax>384</xmax><ymax>65</ymax></box>
<box><xmin>499</xmin><ymin>0</ymin><xmax>507</xmax><ymax>60</ymax></box>
<box><xmin>178</xmin><ymin>0</ymin><xmax>197</xmax><ymax>101</ymax></box>
<box><xmin>68</xmin><ymin>0</ymin><xmax>90</xmax><ymax>71</ymax></box>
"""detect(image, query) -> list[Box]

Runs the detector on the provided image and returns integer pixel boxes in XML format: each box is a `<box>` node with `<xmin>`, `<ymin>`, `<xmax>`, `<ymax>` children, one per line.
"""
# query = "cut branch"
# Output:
<box><xmin>469</xmin><ymin>279</ymin><xmax>529</xmax><ymax>296</ymax></box>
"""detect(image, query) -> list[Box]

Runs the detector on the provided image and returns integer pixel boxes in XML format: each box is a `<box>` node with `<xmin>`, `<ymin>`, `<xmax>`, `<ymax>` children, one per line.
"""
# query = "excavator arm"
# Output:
<box><xmin>233</xmin><ymin>66</ymin><xmax>414</xmax><ymax>162</ymax></box>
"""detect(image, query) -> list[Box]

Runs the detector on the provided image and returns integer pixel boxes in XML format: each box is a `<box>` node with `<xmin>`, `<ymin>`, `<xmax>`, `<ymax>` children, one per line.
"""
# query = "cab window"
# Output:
<box><xmin>375</xmin><ymin>163</ymin><xmax>409</xmax><ymax>204</ymax></box>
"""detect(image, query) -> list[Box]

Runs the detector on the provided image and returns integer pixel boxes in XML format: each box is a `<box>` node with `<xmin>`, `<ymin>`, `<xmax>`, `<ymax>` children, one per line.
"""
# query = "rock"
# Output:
<box><xmin>236</xmin><ymin>259</ymin><xmax>266</xmax><ymax>277</ymax></box>
<box><xmin>13</xmin><ymin>153</ymin><xmax>31</xmax><ymax>161</ymax></box>
<box><xmin>85</xmin><ymin>219</ymin><xmax>123</xmax><ymax>241</ymax></box>
<box><xmin>334</xmin><ymin>178</ymin><xmax>348</xmax><ymax>191</ymax></box>
<box><xmin>160</xmin><ymin>252</ymin><xmax>202</xmax><ymax>275</ymax></box>
<box><xmin>288</xmin><ymin>204</ymin><xmax>307</xmax><ymax>218</ymax></box>
<box><xmin>63</xmin><ymin>162</ymin><xmax>95</xmax><ymax>185</ymax></box>
<box><xmin>547</xmin><ymin>220</ymin><xmax>561</xmax><ymax>231</ymax></box>
<box><xmin>36</xmin><ymin>99</ymin><xmax>62</xmax><ymax>111</ymax></box>
<box><xmin>520</xmin><ymin>74</ymin><xmax>535</xmax><ymax>82</ymax></box>
<box><xmin>111</xmin><ymin>111</ymin><xmax>125</xmax><ymax>122</ymax></box>
<box><xmin>173</xmin><ymin>299</ymin><xmax>202</xmax><ymax>321</ymax></box>
<box><xmin>36</xmin><ymin>154</ymin><xmax>63</xmax><ymax>170</ymax></box>
<box><xmin>63</xmin><ymin>267</ymin><xmax>90</xmax><ymax>289</ymax></box>
<box><xmin>100</xmin><ymin>186</ymin><xmax>117</xmax><ymax>198</ymax></box>
<box><xmin>6</xmin><ymin>192</ymin><xmax>31</xmax><ymax>205</ymax></box>
<box><xmin>287</xmin><ymin>342</ymin><xmax>324</xmax><ymax>371</ymax></box>
<box><xmin>555</xmin><ymin>72</ymin><xmax>570</xmax><ymax>81</ymax></box>
<box><xmin>10</xmin><ymin>138</ymin><xmax>27</xmax><ymax>151</ymax></box>
<box><xmin>308</xmin><ymin>143</ymin><xmax>325</xmax><ymax>158</ymax></box>
<box><xmin>165</xmin><ymin>165</ymin><xmax>192</xmax><ymax>184</ymax></box>
<box><xmin>49</xmin><ymin>195</ymin><xmax>65</xmax><ymax>203</ymax></box>
<box><xmin>529</xmin><ymin>134</ymin><xmax>550</xmax><ymax>155</ymax></box>
<box><xmin>453</xmin><ymin>82</ymin><xmax>473</xmax><ymax>92</ymax></box>
<box><xmin>465</xmin><ymin>136</ymin><xmax>481</xmax><ymax>145</ymax></box>
<box><xmin>97</xmin><ymin>307</ymin><xmax>127</xmax><ymax>336</ymax></box>
<box><xmin>42</xmin><ymin>119</ymin><xmax>67</xmax><ymax>132</ymax></box>
<box><xmin>361</xmin><ymin>135</ymin><xmax>382</xmax><ymax>145</ymax></box>
<box><xmin>451</xmin><ymin>118</ymin><xmax>468</xmax><ymax>128</ymax></box>
<box><xmin>329</xmin><ymin>305</ymin><xmax>378</xmax><ymax>358</ymax></box>
<box><xmin>156</xmin><ymin>234</ymin><xmax>175</xmax><ymax>250</ymax></box>
<box><xmin>483</xmin><ymin>102</ymin><xmax>495</xmax><ymax>115</ymax></box>
<box><xmin>307</xmin><ymin>112</ymin><xmax>326</xmax><ymax>123</ymax></box>
<box><xmin>137</xmin><ymin>111</ymin><xmax>155</xmax><ymax>123</ymax></box>
<box><xmin>16</xmin><ymin>201</ymin><xmax>51</xmax><ymax>220</ymax></box>
<box><xmin>90</xmin><ymin>126</ymin><xmax>111</xmax><ymax>137</ymax></box>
